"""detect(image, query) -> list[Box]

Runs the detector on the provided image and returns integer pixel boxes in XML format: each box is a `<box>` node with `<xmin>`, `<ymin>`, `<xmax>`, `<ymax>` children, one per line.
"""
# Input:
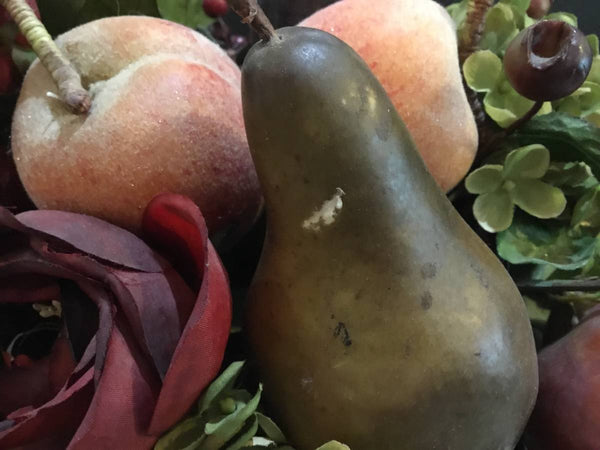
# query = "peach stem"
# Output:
<box><xmin>1</xmin><ymin>0</ymin><xmax>91</xmax><ymax>114</ymax></box>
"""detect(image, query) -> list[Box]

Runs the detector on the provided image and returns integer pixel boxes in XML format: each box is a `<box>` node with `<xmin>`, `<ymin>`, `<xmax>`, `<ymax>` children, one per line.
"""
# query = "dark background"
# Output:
<box><xmin>260</xmin><ymin>0</ymin><xmax>599</xmax><ymax>36</ymax></box>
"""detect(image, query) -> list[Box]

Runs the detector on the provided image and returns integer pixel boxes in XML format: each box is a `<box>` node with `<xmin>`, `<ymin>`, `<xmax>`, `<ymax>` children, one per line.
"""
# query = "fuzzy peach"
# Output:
<box><xmin>11</xmin><ymin>16</ymin><xmax>261</xmax><ymax>242</ymax></box>
<box><xmin>300</xmin><ymin>0</ymin><xmax>478</xmax><ymax>192</ymax></box>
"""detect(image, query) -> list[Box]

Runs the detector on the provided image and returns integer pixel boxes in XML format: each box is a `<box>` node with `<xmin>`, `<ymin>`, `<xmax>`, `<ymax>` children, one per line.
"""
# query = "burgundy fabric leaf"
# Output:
<box><xmin>4</xmin><ymin>208</ymin><xmax>162</xmax><ymax>272</ymax></box>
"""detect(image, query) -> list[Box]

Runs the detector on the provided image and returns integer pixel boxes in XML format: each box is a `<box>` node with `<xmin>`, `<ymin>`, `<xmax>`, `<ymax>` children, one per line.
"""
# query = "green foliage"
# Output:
<box><xmin>446</xmin><ymin>0</ymin><xmax>468</xmax><ymax>28</ymax></box>
<box><xmin>572</xmin><ymin>185</ymin><xmax>600</xmax><ymax>230</ymax></box>
<box><xmin>38</xmin><ymin>0</ymin><xmax>212</xmax><ymax>35</ymax></box>
<box><xmin>449</xmin><ymin>0</ymin><xmax>600</xmax><ymax>300</ymax></box>
<box><xmin>315</xmin><ymin>442</ymin><xmax>351</xmax><ymax>450</ymax></box>
<box><xmin>479</xmin><ymin>3</ymin><xmax>520</xmax><ymax>55</ymax></box>
<box><xmin>508</xmin><ymin>113</ymin><xmax>600</xmax><ymax>176</ymax></box>
<box><xmin>156</xmin><ymin>0</ymin><xmax>212</xmax><ymax>28</ymax></box>
<box><xmin>553</xmin><ymin>42</ymin><xmax>600</xmax><ymax>126</ymax></box>
<box><xmin>155</xmin><ymin>362</ymin><xmax>351</xmax><ymax>449</ymax></box>
<box><xmin>485</xmin><ymin>114</ymin><xmax>600</xmax><ymax>286</ymax></box>
<box><xmin>497</xmin><ymin>214</ymin><xmax>596</xmax><ymax>270</ymax></box>
<box><xmin>464</xmin><ymin>51</ymin><xmax>552</xmax><ymax>128</ymax></box>
<box><xmin>155</xmin><ymin>361</ymin><xmax>273</xmax><ymax>450</ymax></box>
<box><xmin>466</xmin><ymin>145</ymin><xmax>566</xmax><ymax>232</ymax></box>
<box><xmin>450</xmin><ymin>0</ymin><xmax>600</xmax><ymax>128</ymax></box>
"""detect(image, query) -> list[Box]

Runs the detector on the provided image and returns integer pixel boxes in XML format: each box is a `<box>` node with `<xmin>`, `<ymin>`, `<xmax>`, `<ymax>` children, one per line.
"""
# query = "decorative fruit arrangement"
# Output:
<box><xmin>1</xmin><ymin>0</ymin><xmax>600</xmax><ymax>449</ymax></box>
<box><xmin>300</xmin><ymin>0</ymin><xmax>478</xmax><ymax>192</ymax></box>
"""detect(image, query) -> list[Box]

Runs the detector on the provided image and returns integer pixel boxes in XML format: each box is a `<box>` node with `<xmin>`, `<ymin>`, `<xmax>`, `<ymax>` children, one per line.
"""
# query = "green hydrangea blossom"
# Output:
<box><xmin>449</xmin><ymin>0</ymin><xmax>600</xmax><ymax>128</ymax></box>
<box><xmin>463</xmin><ymin>50</ymin><xmax>552</xmax><ymax>128</ymax></box>
<box><xmin>466</xmin><ymin>144</ymin><xmax>567</xmax><ymax>232</ymax></box>
<box><xmin>554</xmin><ymin>35</ymin><xmax>600</xmax><ymax>127</ymax></box>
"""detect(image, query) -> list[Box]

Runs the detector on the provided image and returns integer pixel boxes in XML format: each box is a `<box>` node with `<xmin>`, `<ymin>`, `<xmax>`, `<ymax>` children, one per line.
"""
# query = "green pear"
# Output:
<box><xmin>242</xmin><ymin>26</ymin><xmax>538</xmax><ymax>450</ymax></box>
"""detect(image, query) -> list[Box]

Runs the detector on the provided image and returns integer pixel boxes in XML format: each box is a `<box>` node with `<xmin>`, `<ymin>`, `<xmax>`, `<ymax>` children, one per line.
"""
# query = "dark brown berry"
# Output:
<box><xmin>527</xmin><ymin>0</ymin><xmax>553</xmax><ymax>20</ymax></box>
<box><xmin>504</xmin><ymin>20</ymin><xmax>593</xmax><ymax>102</ymax></box>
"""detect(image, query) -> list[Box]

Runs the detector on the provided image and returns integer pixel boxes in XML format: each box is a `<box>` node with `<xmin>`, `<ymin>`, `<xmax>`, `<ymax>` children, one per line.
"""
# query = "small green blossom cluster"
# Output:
<box><xmin>448</xmin><ymin>0</ymin><xmax>600</xmax><ymax>128</ymax></box>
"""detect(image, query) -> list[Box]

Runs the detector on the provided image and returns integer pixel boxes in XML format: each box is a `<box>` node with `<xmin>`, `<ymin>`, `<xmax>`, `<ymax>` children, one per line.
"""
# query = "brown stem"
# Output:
<box><xmin>458</xmin><ymin>0</ymin><xmax>494</xmax><ymax>65</ymax></box>
<box><xmin>475</xmin><ymin>100</ymin><xmax>543</xmax><ymax>165</ymax></box>
<box><xmin>504</xmin><ymin>100</ymin><xmax>544</xmax><ymax>137</ymax></box>
<box><xmin>457</xmin><ymin>0</ymin><xmax>495</xmax><ymax>144</ymax></box>
<box><xmin>518</xmin><ymin>278</ymin><xmax>600</xmax><ymax>294</ymax></box>
<box><xmin>1</xmin><ymin>0</ymin><xmax>90</xmax><ymax>114</ymax></box>
<box><xmin>227</xmin><ymin>0</ymin><xmax>276</xmax><ymax>41</ymax></box>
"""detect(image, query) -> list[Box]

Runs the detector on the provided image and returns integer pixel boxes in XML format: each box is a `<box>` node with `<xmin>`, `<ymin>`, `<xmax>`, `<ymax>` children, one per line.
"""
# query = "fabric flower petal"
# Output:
<box><xmin>68</xmin><ymin>321</ymin><xmax>159</xmax><ymax>449</ymax></box>
<box><xmin>142</xmin><ymin>194</ymin><xmax>232</xmax><ymax>434</ymax></box>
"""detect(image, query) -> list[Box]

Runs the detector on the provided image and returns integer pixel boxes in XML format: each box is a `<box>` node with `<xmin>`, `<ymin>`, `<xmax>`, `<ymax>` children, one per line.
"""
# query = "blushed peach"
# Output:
<box><xmin>301</xmin><ymin>0</ymin><xmax>478</xmax><ymax>191</ymax></box>
<box><xmin>11</xmin><ymin>16</ymin><xmax>262</xmax><ymax>242</ymax></box>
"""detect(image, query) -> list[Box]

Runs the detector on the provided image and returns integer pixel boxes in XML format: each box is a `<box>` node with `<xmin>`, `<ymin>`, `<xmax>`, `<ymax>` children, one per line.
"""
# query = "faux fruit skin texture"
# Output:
<box><xmin>242</xmin><ymin>26</ymin><xmax>538</xmax><ymax>450</ymax></box>
<box><xmin>301</xmin><ymin>0</ymin><xmax>478</xmax><ymax>192</ymax></box>
<box><xmin>526</xmin><ymin>310</ymin><xmax>600</xmax><ymax>450</ymax></box>
<box><xmin>11</xmin><ymin>16</ymin><xmax>262</xmax><ymax>240</ymax></box>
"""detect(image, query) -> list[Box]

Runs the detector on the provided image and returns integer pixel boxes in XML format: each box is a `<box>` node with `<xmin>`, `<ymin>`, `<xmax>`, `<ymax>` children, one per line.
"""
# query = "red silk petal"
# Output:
<box><xmin>142</xmin><ymin>193</ymin><xmax>209</xmax><ymax>292</ymax></box>
<box><xmin>68</xmin><ymin>322</ymin><xmax>159</xmax><ymax>449</ymax></box>
<box><xmin>28</xmin><ymin>241</ymin><xmax>182</xmax><ymax>381</ymax></box>
<box><xmin>0</xmin><ymin>275</ymin><xmax>60</xmax><ymax>303</ymax></box>
<box><xmin>142</xmin><ymin>194</ymin><xmax>232</xmax><ymax>434</ymax></box>
<box><xmin>12</xmin><ymin>209</ymin><xmax>162</xmax><ymax>272</ymax></box>
<box><xmin>0</xmin><ymin>194</ymin><xmax>234</xmax><ymax>447</ymax></box>
<box><xmin>0</xmin><ymin>336</ymin><xmax>75</xmax><ymax>417</ymax></box>
<box><xmin>149</xmin><ymin>248</ymin><xmax>232</xmax><ymax>434</ymax></box>
<box><xmin>0</xmin><ymin>368</ymin><xmax>93</xmax><ymax>448</ymax></box>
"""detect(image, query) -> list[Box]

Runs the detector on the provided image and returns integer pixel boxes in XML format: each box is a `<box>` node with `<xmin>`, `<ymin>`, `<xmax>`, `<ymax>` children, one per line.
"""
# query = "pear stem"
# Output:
<box><xmin>227</xmin><ymin>0</ymin><xmax>276</xmax><ymax>41</ymax></box>
<box><xmin>1</xmin><ymin>0</ymin><xmax>91</xmax><ymax>114</ymax></box>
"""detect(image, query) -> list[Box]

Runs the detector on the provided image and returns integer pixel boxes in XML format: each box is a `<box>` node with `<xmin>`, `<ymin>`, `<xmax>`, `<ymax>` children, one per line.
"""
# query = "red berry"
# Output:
<box><xmin>203</xmin><ymin>0</ymin><xmax>229</xmax><ymax>18</ymax></box>
<box><xmin>14</xmin><ymin>32</ymin><xmax>29</xmax><ymax>48</ymax></box>
<box><xmin>0</xmin><ymin>51</ymin><xmax>15</xmax><ymax>94</ymax></box>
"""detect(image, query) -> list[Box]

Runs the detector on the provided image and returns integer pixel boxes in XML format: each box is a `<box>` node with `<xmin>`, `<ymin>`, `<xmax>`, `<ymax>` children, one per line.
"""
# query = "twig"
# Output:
<box><xmin>518</xmin><ymin>278</ymin><xmax>600</xmax><ymax>294</ymax></box>
<box><xmin>475</xmin><ymin>100</ymin><xmax>543</xmax><ymax>165</ymax></box>
<box><xmin>458</xmin><ymin>0</ymin><xmax>494</xmax><ymax>65</ymax></box>
<box><xmin>1</xmin><ymin>0</ymin><xmax>91</xmax><ymax>114</ymax></box>
<box><xmin>227</xmin><ymin>0</ymin><xmax>276</xmax><ymax>41</ymax></box>
<box><xmin>457</xmin><ymin>0</ymin><xmax>495</xmax><ymax>143</ymax></box>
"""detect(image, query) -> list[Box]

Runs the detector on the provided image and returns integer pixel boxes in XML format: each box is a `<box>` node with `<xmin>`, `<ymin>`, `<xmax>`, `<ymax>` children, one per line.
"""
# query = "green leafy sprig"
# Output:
<box><xmin>463</xmin><ymin>50</ymin><xmax>552</xmax><ymax>128</ymax></box>
<box><xmin>155</xmin><ymin>361</ymin><xmax>351</xmax><ymax>450</ymax></box>
<box><xmin>466</xmin><ymin>144</ymin><xmax>566</xmax><ymax>232</ymax></box>
<box><xmin>449</xmin><ymin>0</ymin><xmax>600</xmax><ymax>128</ymax></box>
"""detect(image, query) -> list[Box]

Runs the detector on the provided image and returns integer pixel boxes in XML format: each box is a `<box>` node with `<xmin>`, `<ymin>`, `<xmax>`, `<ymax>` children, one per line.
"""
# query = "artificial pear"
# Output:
<box><xmin>242</xmin><ymin>26</ymin><xmax>538</xmax><ymax>450</ymax></box>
